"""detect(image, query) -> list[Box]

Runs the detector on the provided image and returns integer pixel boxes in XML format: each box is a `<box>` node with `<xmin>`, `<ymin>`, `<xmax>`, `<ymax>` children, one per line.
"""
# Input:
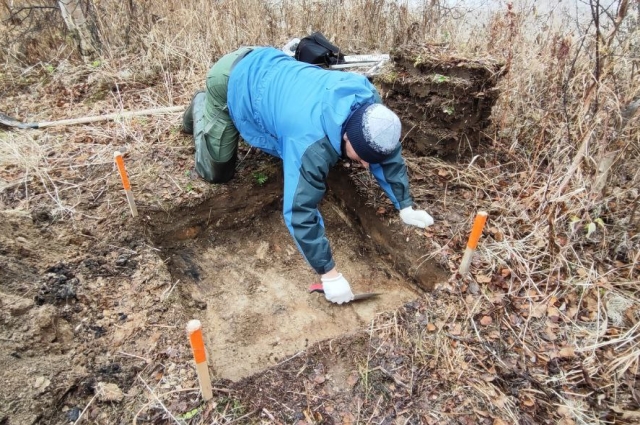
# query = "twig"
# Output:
<box><xmin>262</xmin><ymin>408</ymin><xmax>276</xmax><ymax>421</ymax></box>
<box><xmin>117</xmin><ymin>351</ymin><xmax>150</xmax><ymax>363</ymax></box>
<box><xmin>553</xmin><ymin>126</ymin><xmax>594</xmax><ymax>198</ymax></box>
<box><xmin>224</xmin><ymin>408</ymin><xmax>259</xmax><ymax>425</ymax></box>
<box><xmin>162</xmin><ymin>279</ymin><xmax>180</xmax><ymax>300</ymax></box>
<box><xmin>368</xmin><ymin>366</ymin><xmax>410</xmax><ymax>389</ymax></box>
<box><xmin>274</xmin><ymin>350</ymin><xmax>304</xmax><ymax>367</ymax></box>
<box><xmin>138</xmin><ymin>376</ymin><xmax>182</xmax><ymax>425</ymax></box>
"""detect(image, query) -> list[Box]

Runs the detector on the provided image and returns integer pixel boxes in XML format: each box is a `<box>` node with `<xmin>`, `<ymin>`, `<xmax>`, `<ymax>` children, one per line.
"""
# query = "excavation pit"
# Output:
<box><xmin>154</xmin><ymin>173</ymin><xmax>445</xmax><ymax>381</ymax></box>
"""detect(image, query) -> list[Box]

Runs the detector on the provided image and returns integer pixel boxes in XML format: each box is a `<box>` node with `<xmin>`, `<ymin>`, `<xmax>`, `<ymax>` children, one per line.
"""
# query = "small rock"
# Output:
<box><xmin>115</xmin><ymin>254</ymin><xmax>130</xmax><ymax>266</ymax></box>
<box><xmin>468</xmin><ymin>280</ymin><xmax>480</xmax><ymax>295</ymax></box>
<box><xmin>6</xmin><ymin>295</ymin><xmax>35</xmax><ymax>316</ymax></box>
<box><xmin>95</xmin><ymin>382</ymin><xmax>124</xmax><ymax>402</ymax></box>
<box><xmin>66</xmin><ymin>407</ymin><xmax>81</xmax><ymax>422</ymax></box>
<box><xmin>34</xmin><ymin>376</ymin><xmax>51</xmax><ymax>393</ymax></box>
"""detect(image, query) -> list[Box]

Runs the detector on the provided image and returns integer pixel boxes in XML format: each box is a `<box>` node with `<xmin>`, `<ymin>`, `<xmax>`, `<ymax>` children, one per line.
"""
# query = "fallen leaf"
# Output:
<box><xmin>96</xmin><ymin>382</ymin><xmax>124</xmax><ymax>402</ymax></box>
<box><xmin>611</xmin><ymin>406</ymin><xmax>640</xmax><ymax>419</ymax></box>
<box><xmin>346</xmin><ymin>372</ymin><xmax>359</xmax><ymax>387</ymax></box>
<box><xmin>480</xmin><ymin>315</ymin><xmax>493</xmax><ymax>326</ymax></box>
<box><xmin>427</xmin><ymin>323</ymin><xmax>437</xmax><ymax>332</ymax></box>
<box><xmin>476</xmin><ymin>274</ymin><xmax>492</xmax><ymax>283</ymax></box>
<box><xmin>342</xmin><ymin>412</ymin><xmax>356</xmax><ymax>425</ymax></box>
<box><xmin>312</xmin><ymin>374</ymin><xmax>326</xmax><ymax>384</ymax></box>
<box><xmin>559</xmin><ymin>346</ymin><xmax>575</xmax><ymax>358</ymax></box>
<box><xmin>543</xmin><ymin>326</ymin><xmax>558</xmax><ymax>342</ymax></box>
<box><xmin>522</xmin><ymin>397</ymin><xmax>535</xmax><ymax>407</ymax></box>
<box><xmin>530</xmin><ymin>302</ymin><xmax>548</xmax><ymax>318</ymax></box>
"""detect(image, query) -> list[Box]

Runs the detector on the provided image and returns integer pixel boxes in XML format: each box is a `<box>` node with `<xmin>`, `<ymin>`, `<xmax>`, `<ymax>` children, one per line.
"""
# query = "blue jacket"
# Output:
<box><xmin>228</xmin><ymin>47</ymin><xmax>412</xmax><ymax>274</ymax></box>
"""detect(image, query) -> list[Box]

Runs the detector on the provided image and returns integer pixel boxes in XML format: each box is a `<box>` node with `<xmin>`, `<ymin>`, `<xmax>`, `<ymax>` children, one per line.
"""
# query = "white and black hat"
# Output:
<box><xmin>344</xmin><ymin>103</ymin><xmax>402</xmax><ymax>163</ymax></box>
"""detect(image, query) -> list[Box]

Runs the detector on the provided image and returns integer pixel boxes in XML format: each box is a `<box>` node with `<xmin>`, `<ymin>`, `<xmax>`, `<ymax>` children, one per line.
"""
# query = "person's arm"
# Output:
<box><xmin>282</xmin><ymin>137</ymin><xmax>354</xmax><ymax>303</ymax></box>
<box><xmin>369</xmin><ymin>146</ymin><xmax>434</xmax><ymax>228</ymax></box>
<box><xmin>369</xmin><ymin>146</ymin><xmax>412</xmax><ymax>210</ymax></box>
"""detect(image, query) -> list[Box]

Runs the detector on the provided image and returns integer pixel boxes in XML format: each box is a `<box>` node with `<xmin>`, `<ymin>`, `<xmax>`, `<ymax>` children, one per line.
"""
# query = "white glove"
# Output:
<box><xmin>400</xmin><ymin>206</ymin><xmax>434</xmax><ymax>228</ymax></box>
<box><xmin>321</xmin><ymin>273</ymin><xmax>354</xmax><ymax>304</ymax></box>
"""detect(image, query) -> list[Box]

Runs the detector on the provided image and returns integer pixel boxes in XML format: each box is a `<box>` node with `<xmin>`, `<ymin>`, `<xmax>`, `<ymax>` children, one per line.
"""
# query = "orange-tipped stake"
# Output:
<box><xmin>459</xmin><ymin>211</ymin><xmax>488</xmax><ymax>275</ymax></box>
<box><xmin>114</xmin><ymin>151</ymin><xmax>138</xmax><ymax>217</ymax></box>
<box><xmin>186</xmin><ymin>320</ymin><xmax>213</xmax><ymax>401</ymax></box>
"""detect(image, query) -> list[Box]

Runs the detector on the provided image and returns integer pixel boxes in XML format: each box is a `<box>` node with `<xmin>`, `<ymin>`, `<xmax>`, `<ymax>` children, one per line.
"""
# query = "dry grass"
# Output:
<box><xmin>1</xmin><ymin>0</ymin><xmax>639</xmax><ymax>424</ymax></box>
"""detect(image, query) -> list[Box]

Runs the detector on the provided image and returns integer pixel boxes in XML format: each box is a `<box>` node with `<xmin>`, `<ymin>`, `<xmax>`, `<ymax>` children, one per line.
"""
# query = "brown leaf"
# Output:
<box><xmin>611</xmin><ymin>406</ymin><xmax>640</xmax><ymax>420</ymax></box>
<box><xmin>346</xmin><ymin>372</ymin><xmax>359</xmax><ymax>388</ymax></box>
<box><xmin>543</xmin><ymin>326</ymin><xmax>558</xmax><ymax>342</ymax></box>
<box><xmin>480</xmin><ymin>315</ymin><xmax>493</xmax><ymax>326</ymax></box>
<box><xmin>557</xmin><ymin>406</ymin><xmax>571</xmax><ymax>417</ymax></box>
<box><xmin>559</xmin><ymin>346</ymin><xmax>575</xmax><ymax>358</ymax></box>
<box><xmin>476</xmin><ymin>274</ymin><xmax>492</xmax><ymax>283</ymax></box>
<box><xmin>312</xmin><ymin>374</ymin><xmax>326</xmax><ymax>384</ymax></box>
<box><xmin>530</xmin><ymin>302</ymin><xmax>548</xmax><ymax>318</ymax></box>
<box><xmin>96</xmin><ymin>382</ymin><xmax>124</xmax><ymax>402</ymax></box>
<box><xmin>521</xmin><ymin>397</ymin><xmax>535</xmax><ymax>407</ymax></box>
<box><xmin>341</xmin><ymin>412</ymin><xmax>356</xmax><ymax>425</ymax></box>
<box><xmin>427</xmin><ymin>323</ymin><xmax>437</xmax><ymax>332</ymax></box>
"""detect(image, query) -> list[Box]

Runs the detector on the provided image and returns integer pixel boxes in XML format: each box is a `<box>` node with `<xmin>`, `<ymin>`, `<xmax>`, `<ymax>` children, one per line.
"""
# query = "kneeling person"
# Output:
<box><xmin>184</xmin><ymin>46</ymin><xmax>434</xmax><ymax>304</ymax></box>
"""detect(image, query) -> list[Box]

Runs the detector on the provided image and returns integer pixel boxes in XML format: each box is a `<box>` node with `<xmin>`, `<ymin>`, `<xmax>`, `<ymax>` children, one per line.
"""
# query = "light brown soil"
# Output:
<box><xmin>164</xmin><ymin>202</ymin><xmax>423</xmax><ymax>381</ymax></box>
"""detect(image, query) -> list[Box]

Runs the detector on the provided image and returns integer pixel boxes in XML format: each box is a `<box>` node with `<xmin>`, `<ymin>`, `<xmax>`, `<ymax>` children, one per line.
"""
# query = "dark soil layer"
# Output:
<box><xmin>376</xmin><ymin>43</ymin><xmax>506</xmax><ymax>158</ymax></box>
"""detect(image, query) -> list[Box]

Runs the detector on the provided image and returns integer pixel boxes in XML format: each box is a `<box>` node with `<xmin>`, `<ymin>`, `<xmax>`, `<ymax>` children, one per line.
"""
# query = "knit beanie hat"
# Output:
<box><xmin>344</xmin><ymin>103</ymin><xmax>401</xmax><ymax>164</ymax></box>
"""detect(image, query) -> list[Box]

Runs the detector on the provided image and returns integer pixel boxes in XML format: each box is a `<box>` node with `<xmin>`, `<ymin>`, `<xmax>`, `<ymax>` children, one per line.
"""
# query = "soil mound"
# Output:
<box><xmin>375</xmin><ymin>43</ymin><xmax>506</xmax><ymax>158</ymax></box>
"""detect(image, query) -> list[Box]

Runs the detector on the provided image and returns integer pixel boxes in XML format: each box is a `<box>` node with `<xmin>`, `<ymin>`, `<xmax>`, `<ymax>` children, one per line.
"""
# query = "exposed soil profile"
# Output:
<box><xmin>376</xmin><ymin>43</ymin><xmax>506</xmax><ymax>158</ymax></box>
<box><xmin>162</xmin><ymin>201</ymin><xmax>424</xmax><ymax>381</ymax></box>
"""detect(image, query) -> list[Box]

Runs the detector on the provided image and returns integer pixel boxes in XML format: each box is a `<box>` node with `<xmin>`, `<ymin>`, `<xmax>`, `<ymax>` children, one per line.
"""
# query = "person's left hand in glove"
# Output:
<box><xmin>400</xmin><ymin>206</ymin><xmax>434</xmax><ymax>228</ymax></box>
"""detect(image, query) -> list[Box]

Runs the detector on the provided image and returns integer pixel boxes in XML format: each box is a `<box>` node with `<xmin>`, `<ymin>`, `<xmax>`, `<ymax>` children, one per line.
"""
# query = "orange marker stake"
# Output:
<box><xmin>114</xmin><ymin>151</ymin><xmax>138</xmax><ymax>217</ymax></box>
<box><xmin>186</xmin><ymin>320</ymin><xmax>213</xmax><ymax>401</ymax></box>
<box><xmin>459</xmin><ymin>211</ymin><xmax>488</xmax><ymax>275</ymax></box>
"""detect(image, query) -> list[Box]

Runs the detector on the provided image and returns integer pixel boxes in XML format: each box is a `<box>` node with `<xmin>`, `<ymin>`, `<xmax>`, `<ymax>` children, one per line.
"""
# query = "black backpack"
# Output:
<box><xmin>295</xmin><ymin>32</ymin><xmax>346</xmax><ymax>67</ymax></box>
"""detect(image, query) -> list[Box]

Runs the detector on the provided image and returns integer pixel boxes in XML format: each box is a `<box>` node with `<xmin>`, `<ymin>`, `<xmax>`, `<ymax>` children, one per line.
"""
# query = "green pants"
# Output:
<box><xmin>183</xmin><ymin>47</ymin><xmax>253</xmax><ymax>183</ymax></box>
